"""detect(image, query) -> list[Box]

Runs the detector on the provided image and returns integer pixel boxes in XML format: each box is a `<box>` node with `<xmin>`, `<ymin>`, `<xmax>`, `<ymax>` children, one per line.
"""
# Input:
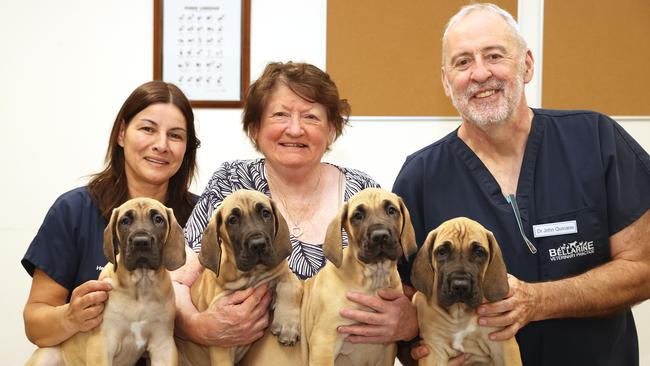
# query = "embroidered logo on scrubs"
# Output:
<box><xmin>96</xmin><ymin>265</ymin><xmax>104</xmax><ymax>271</ymax></box>
<box><xmin>548</xmin><ymin>241</ymin><xmax>594</xmax><ymax>261</ymax></box>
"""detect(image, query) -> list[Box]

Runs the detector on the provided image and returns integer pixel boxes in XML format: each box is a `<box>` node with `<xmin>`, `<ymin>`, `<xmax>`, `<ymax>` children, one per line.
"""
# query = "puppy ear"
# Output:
<box><xmin>483</xmin><ymin>230</ymin><xmax>509</xmax><ymax>301</ymax></box>
<box><xmin>411</xmin><ymin>229</ymin><xmax>437</xmax><ymax>299</ymax></box>
<box><xmin>103</xmin><ymin>207</ymin><xmax>120</xmax><ymax>269</ymax></box>
<box><xmin>323</xmin><ymin>202</ymin><xmax>347</xmax><ymax>268</ymax></box>
<box><xmin>398</xmin><ymin>197</ymin><xmax>418</xmax><ymax>260</ymax></box>
<box><xmin>270</xmin><ymin>199</ymin><xmax>292</xmax><ymax>259</ymax></box>
<box><xmin>198</xmin><ymin>209</ymin><xmax>222</xmax><ymax>276</ymax></box>
<box><xmin>162</xmin><ymin>207</ymin><xmax>187</xmax><ymax>271</ymax></box>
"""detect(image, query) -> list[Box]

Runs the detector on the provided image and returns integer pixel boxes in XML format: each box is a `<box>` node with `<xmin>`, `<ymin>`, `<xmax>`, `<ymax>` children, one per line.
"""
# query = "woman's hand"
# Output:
<box><xmin>187</xmin><ymin>284</ymin><xmax>273</xmax><ymax>347</ymax></box>
<box><xmin>337</xmin><ymin>288</ymin><xmax>419</xmax><ymax>343</ymax></box>
<box><xmin>24</xmin><ymin>270</ymin><xmax>112</xmax><ymax>347</ymax></box>
<box><xmin>64</xmin><ymin>280</ymin><xmax>113</xmax><ymax>333</ymax></box>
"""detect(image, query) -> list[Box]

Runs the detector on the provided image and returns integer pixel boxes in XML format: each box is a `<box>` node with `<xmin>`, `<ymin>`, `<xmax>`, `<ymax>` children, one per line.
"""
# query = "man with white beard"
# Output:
<box><xmin>393</xmin><ymin>3</ymin><xmax>650</xmax><ymax>365</ymax></box>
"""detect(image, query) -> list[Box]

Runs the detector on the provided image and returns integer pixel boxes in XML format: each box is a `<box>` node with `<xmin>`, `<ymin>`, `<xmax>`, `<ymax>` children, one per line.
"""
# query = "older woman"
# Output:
<box><xmin>173</xmin><ymin>62</ymin><xmax>430</xmax><ymax>349</ymax></box>
<box><xmin>187</xmin><ymin>62</ymin><xmax>379</xmax><ymax>278</ymax></box>
<box><xmin>22</xmin><ymin>81</ymin><xmax>200</xmax><ymax>348</ymax></box>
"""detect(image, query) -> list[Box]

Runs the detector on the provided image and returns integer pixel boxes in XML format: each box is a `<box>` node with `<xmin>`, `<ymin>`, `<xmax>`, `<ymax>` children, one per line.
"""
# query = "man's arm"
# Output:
<box><xmin>479</xmin><ymin>209</ymin><xmax>650</xmax><ymax>340</ymax></box>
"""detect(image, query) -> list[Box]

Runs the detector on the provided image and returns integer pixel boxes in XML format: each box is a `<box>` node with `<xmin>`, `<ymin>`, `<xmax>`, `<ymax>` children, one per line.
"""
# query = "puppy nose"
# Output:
<box><xmin>449</xmin><ymin>273</ymin><xmax>472</xmax><ymax>295</ymax></box>
<box><xmin>248</xmin><ymin>235</ymin><xmax>267</xmax><ymax>253</ymax></box>
<box><xmin>131</xmin><ymin>235</ymin><xmax>152</xmax><ymax>249</ymax></box>
<box><xmin>451</xmin><ymin>278</ymin><xmax>471</xmax><ymax>293</ymax></box>
<box><xmin>370</xmin><ymin>228</ymin><xmax>391</xmax><ymax>245</ymax></box>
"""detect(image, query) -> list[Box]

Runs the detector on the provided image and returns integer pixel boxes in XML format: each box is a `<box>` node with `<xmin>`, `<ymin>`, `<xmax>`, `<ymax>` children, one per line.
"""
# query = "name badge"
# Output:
<box><xmin>532</xmin><ymin>220</ymin><xmax>577</xmax><ymax>238</ymax></box>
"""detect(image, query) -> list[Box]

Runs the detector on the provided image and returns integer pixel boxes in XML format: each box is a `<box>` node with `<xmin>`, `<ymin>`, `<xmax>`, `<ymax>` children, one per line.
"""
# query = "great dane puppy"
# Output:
<box><xmin>26</xmin><ymin>197</ymin><xmax>186</xmax><ymax>366</ymax></box>
<box><xmin>301</xmin><ymin>188</ymin><xmax>418</xmax><ymax>366</ymax></box>
<box><xmin>176</xmin><ymin>189</ymin><xmax>302</xmax><ymax>366</ymax></box>
<box><xmin>411</xmin><ymin>217</ymin><xmax>522</xmax><ymax>366</ymax></box>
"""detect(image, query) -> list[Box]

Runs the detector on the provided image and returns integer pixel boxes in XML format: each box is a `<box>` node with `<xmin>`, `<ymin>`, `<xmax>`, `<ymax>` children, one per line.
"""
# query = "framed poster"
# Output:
<box><xmin>154</xmin><ymin>0</ymin><xmax>250</xmax><ymax>108</ymax></box>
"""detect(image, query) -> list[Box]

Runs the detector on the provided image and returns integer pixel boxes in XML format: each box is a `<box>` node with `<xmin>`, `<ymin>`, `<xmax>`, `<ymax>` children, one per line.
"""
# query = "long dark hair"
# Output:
<box><xmin>88</xmin><ymin>81</ymin><xmax>200</xmax><ymax>226</ymax></box>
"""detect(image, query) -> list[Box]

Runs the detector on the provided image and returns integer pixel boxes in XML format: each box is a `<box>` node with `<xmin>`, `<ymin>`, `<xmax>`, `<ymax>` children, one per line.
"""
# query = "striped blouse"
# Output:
<box><xmin>184</xmin><ymin>158</ymin><xmax>380</xmax><ymax>280</ymax></box>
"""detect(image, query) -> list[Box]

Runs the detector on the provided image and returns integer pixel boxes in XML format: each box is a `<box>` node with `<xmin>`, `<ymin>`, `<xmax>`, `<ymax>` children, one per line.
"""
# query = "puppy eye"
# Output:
<box><xmin>120</xmin><ymin>216</ymin><xmax>131</xmax><ymax>226</ymax></box>
<box><xmin>472</xmin><ymin>244</ymin><xmax>487</xmax><ymax>259</ymax></box>
<box><xmin>352</xmin><ymin>210</ymin><xmax>364</xmax><ymax>221</ymax></box>
<box><xmin>227</xmin><ymin>215</ymin><xmax>239</xmax><ymax>225</ymax></box>
<box><xmin>153</xmin><ymin>214</ymin><xmax>165</xmax><ymax>225</ymax></box>
<box><xmin>386</xmin><ymin>205</ymin><xmax>398</xmax><ymax>216</ymax></box>
<box><xmin>261</xmin><ymin>208</ymin><xmax>272</xmax><ymax>220</ymax></box>
<box><xmin>435</xmin><ymin>244</ymin><xmax>450</xmax><ymax>258</ymax></box>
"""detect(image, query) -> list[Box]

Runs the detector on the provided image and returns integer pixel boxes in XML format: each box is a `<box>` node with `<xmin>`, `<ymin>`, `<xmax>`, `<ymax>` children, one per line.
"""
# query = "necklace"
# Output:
<box><xmin>266</xmin><ymin>165</ymin><xmax>323</xmax><ymax>238</ymax></box>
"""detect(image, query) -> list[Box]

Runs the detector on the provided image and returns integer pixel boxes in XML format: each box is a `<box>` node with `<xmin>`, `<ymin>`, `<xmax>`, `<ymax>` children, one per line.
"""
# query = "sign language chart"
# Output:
<box><xmin>163</xmin><ymin>0</ymin><xmax>242</xmax><ymax>101</ymax></box>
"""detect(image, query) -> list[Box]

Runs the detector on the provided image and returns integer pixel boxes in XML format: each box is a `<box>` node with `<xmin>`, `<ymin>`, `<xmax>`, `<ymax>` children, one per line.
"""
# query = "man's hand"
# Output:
<box><xmin>337</xmin><ymin>288</ymin><xmax>418</xmax><ymax>343</ymax></box>
<box><xmin>190</xmin><ymin>284</ymin><xmax>272</xmax><ymax>347</ymax></box>
<box><xmin>477</xmin><ymin>274</ymin><xmax>539</xmax><ymax>340</ymax></box>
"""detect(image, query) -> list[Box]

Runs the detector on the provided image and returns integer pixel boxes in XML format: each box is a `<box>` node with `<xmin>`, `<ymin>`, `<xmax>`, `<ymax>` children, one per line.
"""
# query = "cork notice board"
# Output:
<box><xmin>326</xmin><ymin>0</ymin><xmax>517</xmax><ymax>116</ymax></box>
<box><xmin>328</xmin><ymin>0</ymin><xmax>650</xmax><ymax>116</ymax></box>
<box><xmin>543</xmin><ymin>0</ymin><xmax>650</xmax><ymax>115</ymax></box>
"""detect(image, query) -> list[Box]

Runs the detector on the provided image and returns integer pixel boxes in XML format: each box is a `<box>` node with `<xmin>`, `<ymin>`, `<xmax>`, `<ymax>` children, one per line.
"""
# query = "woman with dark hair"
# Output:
<box><xmin>171</xmin><ymin>62</ymin><xmax>420</xmax><ymax>350</ymax></box>
<box><xmin>22</xmin><ymin>80</ymin><xmax>200</xmax><ymax>348</ymax></box>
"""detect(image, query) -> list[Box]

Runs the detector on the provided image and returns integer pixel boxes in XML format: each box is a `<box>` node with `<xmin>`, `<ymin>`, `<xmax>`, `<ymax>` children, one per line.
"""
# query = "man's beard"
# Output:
<box><xmin>449</xmin><ymin>69</ymin><xmax>524</xmax><ymax>128</ymax></box>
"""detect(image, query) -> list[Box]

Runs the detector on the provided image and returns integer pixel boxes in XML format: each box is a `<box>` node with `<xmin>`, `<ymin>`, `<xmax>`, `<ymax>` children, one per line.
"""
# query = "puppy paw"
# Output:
<box><xmin>270</xmin><ymin>318</ymin><xmax>300</xmax><ymax>346</ymax></box>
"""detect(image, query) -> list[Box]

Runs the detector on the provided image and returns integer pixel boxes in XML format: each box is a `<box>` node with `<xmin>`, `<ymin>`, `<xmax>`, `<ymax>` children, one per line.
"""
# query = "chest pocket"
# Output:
<box><xmin>535</xmin><ymin>207</ymin><xmax>609</xmax><ymax>280</ymax></box>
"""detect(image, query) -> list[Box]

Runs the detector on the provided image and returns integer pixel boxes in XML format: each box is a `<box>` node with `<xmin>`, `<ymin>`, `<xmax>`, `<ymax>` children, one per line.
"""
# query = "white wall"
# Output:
<box><xmin>1</xmin><ymin>1</ymin><xmax>648</xmax><ymax>365</ymax></box>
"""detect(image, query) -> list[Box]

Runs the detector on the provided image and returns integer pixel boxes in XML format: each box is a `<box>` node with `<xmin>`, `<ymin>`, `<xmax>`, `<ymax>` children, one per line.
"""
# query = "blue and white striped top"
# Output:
<box><xmin>184</xmin><ymin>158</ymin><xmax>379</xmax><ymax>280</ymax></box>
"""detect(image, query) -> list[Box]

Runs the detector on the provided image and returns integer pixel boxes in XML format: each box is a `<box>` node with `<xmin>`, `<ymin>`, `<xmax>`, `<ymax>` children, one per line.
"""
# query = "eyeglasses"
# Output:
<box><xmin>505</xmin><ymin>194</ymin><xmax>537</xmax><ymax>254</ymax></box>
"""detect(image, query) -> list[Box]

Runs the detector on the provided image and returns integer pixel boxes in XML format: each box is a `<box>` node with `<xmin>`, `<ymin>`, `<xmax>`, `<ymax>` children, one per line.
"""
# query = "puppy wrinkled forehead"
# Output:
<box><xmin>436</xmin><ymin>222</ymin><xmax>465</xmax><ymax>245</ymax></box>
<box><xmin>124</xmin><ymin>197</ymin><xmax>165</xmax><ymax>211</ymax></box>
<box><xmin>437</xmin><ymin>219</ymin><xmax>486</xmax><ymax>249</ymax></box>
<box><xmin>222</xmin><ymin>190</ymin><xmax>271</xmax><ymax>210</ymax></box>
<box><xmin>349</xmin><ymin>188</ymin><xmax>399</xmax><ymax>208</ymax></box>
<box><xmin>224</xmin><ymin>197</ymin><xmax>270</xmax><ymax>214</ymax></box>
<box><xmin>117</xmin><ymin>198</ymin><xmax>167</xmax><ymax>222</ymax></box>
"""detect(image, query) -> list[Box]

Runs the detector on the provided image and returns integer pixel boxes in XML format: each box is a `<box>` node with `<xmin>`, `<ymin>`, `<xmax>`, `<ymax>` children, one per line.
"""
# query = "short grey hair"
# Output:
<box><xmin>441</xmin><ymin>3</ymin><xmax>527</xmax><ymax>65</ymax></box>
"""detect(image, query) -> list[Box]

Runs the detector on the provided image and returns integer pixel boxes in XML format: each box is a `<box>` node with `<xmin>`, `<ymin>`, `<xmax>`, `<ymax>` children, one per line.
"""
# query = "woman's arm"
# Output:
<box><xmin>23</xmin><ymin>269</ymin><xmax>111</xmax><ymax>347</ymax></box>
<box><xmin>171</xmin><ymin>247</ymin><xmax>205</xmax><ymax>342</ymax></box>
<box><xmin>171</xmin><ymin>247</ymin><xmax>272</xmax><ymax>346</ymax></box>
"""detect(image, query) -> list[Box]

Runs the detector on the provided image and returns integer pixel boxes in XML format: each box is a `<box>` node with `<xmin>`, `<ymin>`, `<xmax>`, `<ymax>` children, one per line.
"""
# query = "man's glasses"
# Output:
<box><xmin>506</xmin><ymin>194</ymin><xmax>537</xmax><ymax>254</ymax></box>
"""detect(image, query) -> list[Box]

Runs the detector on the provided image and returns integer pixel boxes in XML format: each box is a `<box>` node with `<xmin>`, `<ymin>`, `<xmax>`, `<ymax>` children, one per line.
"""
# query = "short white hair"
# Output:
<box><xmin>441</xmin><ymin>3</ymin><xmax>527</xmax><ymax>65</ymax></box>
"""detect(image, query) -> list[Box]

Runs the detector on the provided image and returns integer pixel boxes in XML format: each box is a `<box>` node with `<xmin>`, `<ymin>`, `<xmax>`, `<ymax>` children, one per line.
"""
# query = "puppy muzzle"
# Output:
<box><xmin>247</xmin><ymin>233</ymin><xmax>269</xmax><ymax>255</ymax></box>
<box><xmin>359</xmin><ymin>225</ymin><xmax>401</xmax><ymax>263</ymax></box>
<box><xmin>237</xmin><ymin>232</ymin><xmax>276</xmax><ymax>271</ymax></box>
<box><xmin>125</xmin><ymin>231</ymin><xmax>161</xmax><ymax>271</ymax></box>
<box><xmin>439</xmin><ymin>271</ymin><xmax>480</xmax><ymax>308</ymax></box>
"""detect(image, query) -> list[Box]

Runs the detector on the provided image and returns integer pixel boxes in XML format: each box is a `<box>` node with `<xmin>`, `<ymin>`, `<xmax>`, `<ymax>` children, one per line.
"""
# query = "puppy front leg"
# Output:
<box><xmin>417</xmin><ymin>343</ymin><xmax>449</xmax><ymax>366</ymax></box>
<box><xmin>308</xmin><ymin>328</ymin><xmax>340</xmax><ymax>366</ymax></box>
<box><xmin>147</xmin><ymin>334</ymin><xmax>178</xmax><ymax>366</ymax></box>
<box><xmin>85</xmin><ymin>332</ymin><xmax>111</xmax><ymax>366</ymax></box>
<box><xmin>489</xmin><ymin>338</ymin><xmax>522</xmax><ymax>366</ymax></box>
<box><xmin>209</xmin><ymin>346</ymin><xmax>234</xmax><ymax>366</ymax></box>
<box><xmin>270</xmin><ymin>271</ymin><xmax>303</xmax><ymax>346</ymax></box>
<box><xmin>382</xmin><ymin>344</ymin><xmax>398</xmax><ymax>366</ymax></box>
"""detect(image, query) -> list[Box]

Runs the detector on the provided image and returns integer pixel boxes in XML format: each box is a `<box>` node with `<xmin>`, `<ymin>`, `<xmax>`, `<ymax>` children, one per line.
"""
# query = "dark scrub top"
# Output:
<box><xmin>22</xmin><ymin>187</ymin><xmax>108</xmax><ymax>296</ymax></box>
<box><xmin>393</xmin><ymin>109</ymin><xmax>650</xmax><ymax>366</ymax></box>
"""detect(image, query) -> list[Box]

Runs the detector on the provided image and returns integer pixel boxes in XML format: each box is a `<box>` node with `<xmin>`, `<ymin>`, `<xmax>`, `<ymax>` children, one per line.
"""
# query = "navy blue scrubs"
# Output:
<box><xmin>22</xmin><ymin>187</ymin><xmax>108</xmax><ymax>297</ymax></box>
<box><xmin>393</xmin><ymin>109</ymin><xmax>650</xmax><ymax>366</ymax></box>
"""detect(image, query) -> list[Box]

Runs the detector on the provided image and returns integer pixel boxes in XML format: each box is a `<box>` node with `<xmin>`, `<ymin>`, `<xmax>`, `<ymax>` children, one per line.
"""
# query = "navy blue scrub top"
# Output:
<box><xmin>22</xmin><ymin>187</ymin><xmax>109</xmax><ymax>297</ymax></box>
<box><xmin>393</xmin><ymin>109</ymin><xmax>650</xmax><ymax>366</ymax></box>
